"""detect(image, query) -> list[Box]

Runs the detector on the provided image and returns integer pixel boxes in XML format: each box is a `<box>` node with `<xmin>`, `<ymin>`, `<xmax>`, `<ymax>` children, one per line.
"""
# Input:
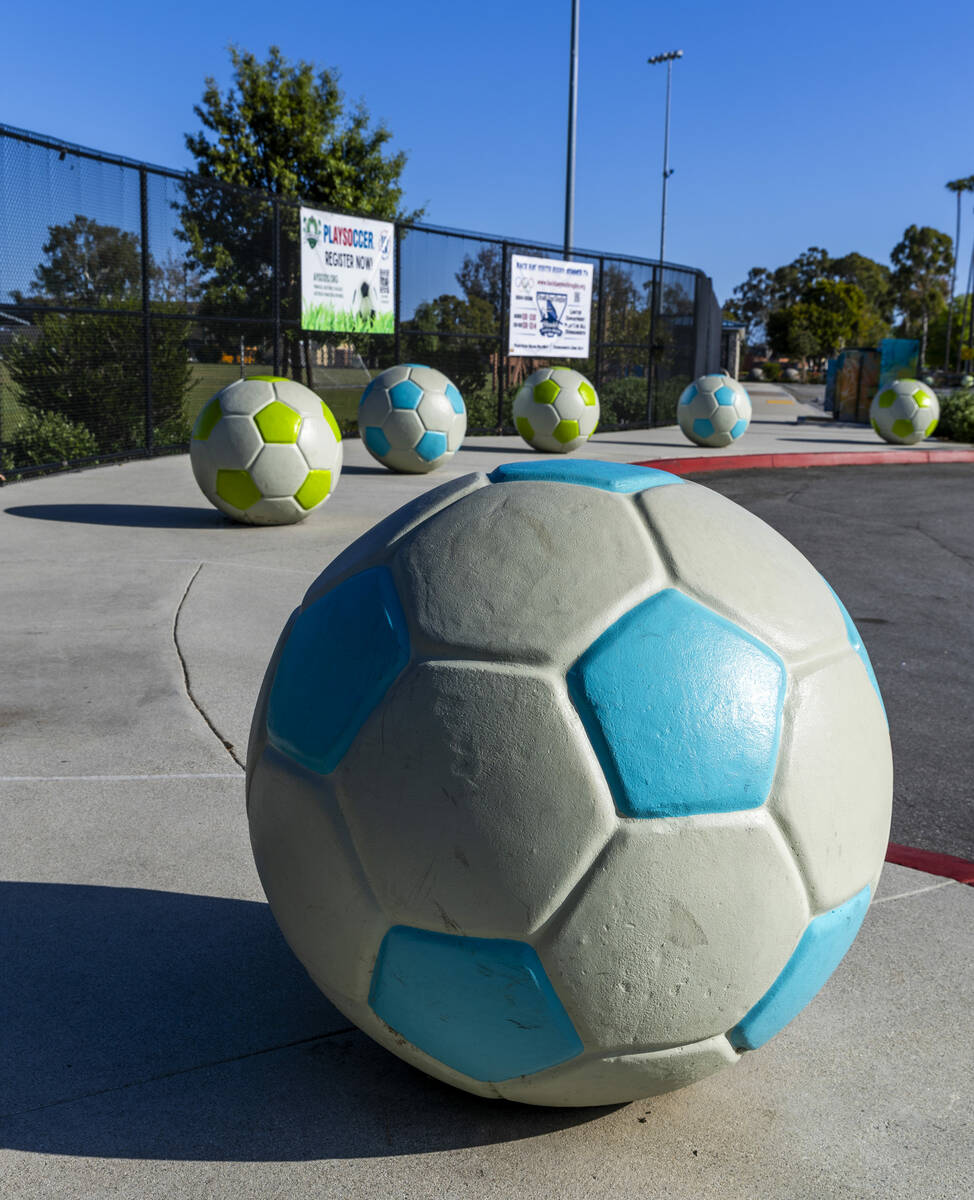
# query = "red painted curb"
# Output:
<box><xmin>633</xmin><ymin>448</ymin><xmax>974</xmax><ymax>476</ymax></box>
<box><xmin>885</xmin><ymin>843</ymin><xmax>974</xmax><ymax>885</ymax></box>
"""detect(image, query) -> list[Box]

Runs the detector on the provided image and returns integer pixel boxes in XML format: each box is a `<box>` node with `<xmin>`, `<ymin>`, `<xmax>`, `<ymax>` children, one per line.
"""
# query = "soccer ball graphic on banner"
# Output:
<box><xmin>677</xmin><ymin>374</ymin><xmax>752</xmax><ymax>447</ymax></box>
<box><xmin>513</xmin><ymin>367</ymin><xmax>599</xmax><ymax>453</ymax></box>
<box><xmin>869</xmin><ymin>379</ymin><xmax>939</xmax><ymax>445</ymax></box>
<box><xmin>358</xmin><ymin>364</ymin><xmax>466</xmax><ymax>473</ymax></box>
<box><xmin>247</xmin><ymin>459</ymin><xmax>892</xmax><ymax>1107</ymax></box>
<box><xmin>190</xmin><ymin>377</ymin><xmax>343</xmax><ymax>525</ymax></box>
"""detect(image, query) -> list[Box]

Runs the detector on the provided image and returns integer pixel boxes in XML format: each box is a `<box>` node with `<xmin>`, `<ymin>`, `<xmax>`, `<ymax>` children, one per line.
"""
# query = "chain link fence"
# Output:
<box><xmin>0</xmin><ymin>123</ymin><xmax>721</xmax><ymax>478</ymax></box>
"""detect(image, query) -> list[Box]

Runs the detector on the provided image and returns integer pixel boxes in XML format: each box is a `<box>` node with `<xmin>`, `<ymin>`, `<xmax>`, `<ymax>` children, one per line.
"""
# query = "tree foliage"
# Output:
<box><xmin>890</xmin><ymin>224</ymin><xmax>954</xmax><ymax>367</ymax></box>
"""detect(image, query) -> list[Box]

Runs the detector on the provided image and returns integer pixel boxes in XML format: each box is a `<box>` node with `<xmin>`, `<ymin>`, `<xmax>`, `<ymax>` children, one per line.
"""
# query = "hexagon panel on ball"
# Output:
<box><xmin>869</xmin><ymin>378</ymin><xmax>939</xmax><ymax>445</ymax></box>
<box><xmin>357</xmin><ymin>364</ymin><xmax>466</xmax><ymax>473</ymax></box>
<box><xmin>246</xmin><ymin>458</ymin><xmax>891</xmax><ymax>1107</ymax></box>
<box><xmin>677</xmin><ymin>374</ymin><xmax>752</xmax><ymax>448</ymax></box>
<box><xmin>512</xmin><ymin>367</ymin><xmax>599</xmax><ymax>453</ymax></box>
<box><xmin>190</xmin><ymin>377</ymin><xmax>343</xmax><ymax>524</ymax></box>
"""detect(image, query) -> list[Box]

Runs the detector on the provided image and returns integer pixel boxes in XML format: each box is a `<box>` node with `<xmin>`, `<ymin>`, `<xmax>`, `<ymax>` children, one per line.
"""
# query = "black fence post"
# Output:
<box><xmin>594</xmin><ymin>256</ymin><xmax>605</xmax><ymax>395</ymax></box>
<box><xmin>272</xmin><ymin>197</ymin><xmax>282</xmax><ymax>375</ymax></box>
<box><xmin>646</xmin><ymin>263</ymin><xmax>660</xmax><ymax>426</ymax></box>
<box><xmin>394</xmin><ymin>222</ymin><xmax>402</xmax><ymax>365</ymax></box>
<box><xmin>139</xmin><ymin>167</ymin><xmax>153</xmax><ymax>455</ymax></box>
<box><xmin>498</xmin><ymin>242</ymin><xmax>509</xmax><ymax>429</ymax></box>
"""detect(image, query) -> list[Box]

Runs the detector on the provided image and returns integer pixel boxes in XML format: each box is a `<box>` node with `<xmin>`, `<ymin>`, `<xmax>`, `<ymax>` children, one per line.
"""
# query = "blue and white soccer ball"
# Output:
<box><xmin>677</xmin><ymin>374</ymin><xmax>752</xmax><ymax>447</ymax></box>
<box><xmin>358</xmin><ymin>364</ymin><xmax>466</xmax><ymax>473</ymax></box>
<box><xmin>247</xmin><ymin>460</ymin><xmax>891</xmax><ymax>1107</ymax></box>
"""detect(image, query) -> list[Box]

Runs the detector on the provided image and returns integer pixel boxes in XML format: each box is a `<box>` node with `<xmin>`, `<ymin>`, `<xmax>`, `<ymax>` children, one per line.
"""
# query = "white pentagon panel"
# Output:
<box><xmin>710</xmin><ymin>404</ymin><xmax>742</xmax><ymax>434</ymax></box>
<box><xmin>446</xmin><ymin>421</ymin><xmax>465</xmax><ymax>451</ymax></box>
<box><xmin>218</xmin><ymin>377</ymin><xmax>276</xmax><ymax>414</ymax></box>
<box><xmin>637</xmin><ymin>481</ymin><xmax>848</xmax><ymax>661</ymax></box>
<box><xmin>203</xmin><ymin>414</ymin><xmax>263</xmax><ymax>469</ymax></box>
<box><xmin>297</xmin><ymin>417</ymin><xmax>343</xmax><ymax>472</ymax></box>
<box><xmin>495</xmin><ymin>1034</ymin><xmax>739</xmax><ymax>1106</ymax></box>
<box><xmin>249</xmin><ymin>442</ymin><xmax>308</xmax><ymax>498</ymax></box>
<box><xmin>271</xmin><ymin>377</ymin><xmax>325</xmax><ymax>417</ymax></box>
<box><xmin>246</xmin><ymin>495</ymin><xmax>304</xmax><ymax>525</ymax></box>
<box><xmin>686</xmin><ymin>389</ymin><xmax>718</xmax><ymax>420</ymax></box>
<box><xmin>248</xmin><ymin>745</ymin><xmax>388</xmax><ymax>1009</ymax></box>
<box><xmin>770</xmin><ymin>654</ymin><xmax>892</xmax><ymax>910</ymax></box>
<box><xmin>302</xmin><ymin>473</ymin><xmax>492</xmax><ymax>606</ymax></box>
<box><xmin>382</xmin><ymin>408</ymin><xmax>425</xmax><ymax>450</ymax></box>
<box><xmin>408</xmin><ymin>365</ymin><xmax>449</xmax><ymax>394</ymax></box>
<box><xmin>578</xmin><ymin>405</ymin><xmax>599</xmax><ymax>437</ymax></box>
<box><xmin>359</xmin><ymin>384</ymin><xmax>392</xmax><ymax>428</ymax></box>
<box><xmin>336</xmin><ymin>662</ymin><xmax>616</xmax><ymax>938</ymax></box>
<box><xmin>538</xmin><ymin>815</ymin><xmax>809</xmax><ymax>1049</ymax></box>
<box><xmin>391</xmin><ymin>481</ymin><xmax>663</xmax><ymax>664</ymax></box>
<box><xmin>417</xmin><ymin>390</ymin><xmax>457</xmax><ymax>434</ymax></box>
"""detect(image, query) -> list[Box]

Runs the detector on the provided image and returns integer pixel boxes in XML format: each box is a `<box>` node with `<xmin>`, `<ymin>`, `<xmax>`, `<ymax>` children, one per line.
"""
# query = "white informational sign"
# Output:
<box><xmin>508</xmin><ymin>254</ymin><xmax>594</xmax><ymax>358</ymax></box>
<box><xmin>300</xmin><ymin>206</ymin><xmax>395</xmax><ymax>334</ymax></box>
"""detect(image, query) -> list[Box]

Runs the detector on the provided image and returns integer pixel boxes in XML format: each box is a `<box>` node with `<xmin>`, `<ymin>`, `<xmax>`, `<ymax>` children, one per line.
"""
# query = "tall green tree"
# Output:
<box><xmin>727</xmin><ymin>266</ymin><xmax>773</xmax><ymax>345</ymax></box>
<box><xmin>945</xmin><ymin>177</ymin><xmax>974</xmax><ymax>369</ymax></box>
<box><xmin>890</xmin><ymin>224</ymin><xmax>954</xmax><ymax>369</ymax></box>
<box><xmin>11</xmin><ymin>215</ymin><xmax>143</xmax><ymax>306</ymax></box>
<box><xmin>179</xmin><ymin>45</ymin><xmax>418</xmax><ymax>374</ymax></box>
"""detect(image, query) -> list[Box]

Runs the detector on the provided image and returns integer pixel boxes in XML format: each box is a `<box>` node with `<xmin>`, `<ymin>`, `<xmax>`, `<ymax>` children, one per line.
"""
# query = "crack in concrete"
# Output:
<box><xmin>173</xmin><ymin>563</ymin><xmax>245</xmax><ymax>771</ymax></box>
<box><xmin>0</xmin><ymin>1027</ymin><xmax>358</xmax><ymax>1121</ymax></box>
<box><xmin>872</xmin><ymin>879</ymin><xmax>958</xmax><ymax>905</ymax></box>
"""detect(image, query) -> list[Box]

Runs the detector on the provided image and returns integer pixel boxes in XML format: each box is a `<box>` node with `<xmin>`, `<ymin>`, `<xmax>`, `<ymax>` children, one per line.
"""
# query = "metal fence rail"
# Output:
<box><xmin>0</xmin><ymin>122</ymin><xmax>721</xmax><ymax>477</ymax></box>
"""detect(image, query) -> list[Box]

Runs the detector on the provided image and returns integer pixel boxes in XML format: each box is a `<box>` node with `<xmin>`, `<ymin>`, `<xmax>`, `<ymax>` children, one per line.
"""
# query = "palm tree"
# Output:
<box><xmin>945</xmin><ymin>176</ymin><xmax>974</xmax><ymax>370</ymax></box>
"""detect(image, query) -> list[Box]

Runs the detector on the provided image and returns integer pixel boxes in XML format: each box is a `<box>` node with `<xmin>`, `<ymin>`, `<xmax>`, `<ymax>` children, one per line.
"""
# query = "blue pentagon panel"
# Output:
<box><xmin>489</xmin><ymin>460</ymin><xmax>683</xmax><ymax>494</ymax></box>
<box><xmin>389</xmin><ymin>379</ymin><xmax>423</xmax><ymax>410</ymax></box>
<box><xmin>445</xmin><ymin>383</ymin><xmax>465</xmax><ymax>414</ymax></box>
<box><xmin>364</xmin><ymin>426</ymin><xmax>391</xmax><ymax>458</ymax></box>
<box><xmin>416</xmin><ymin>430</ymin><xmax>448</xmax><ymax>461</ymax></box>
<box><xmin>680</xmin><ymin>384</ymin><xmax>699</xmax><ymax>406</ymax></box>
<box><xmin>369</xmin><ymin>927</ymin><xmax>583</xmax><ymax>1081</ymax></box>
<box><xmin>714</xmin><ymin>385</ymin><xmax>737</xmax><ymax>406</ymax></box>
<box><xmin>728</xmin><ymin>884</ymin><xmax>871</xmax><ymax>1051</ymax></box>
<box><xmin>731</xmin><ymin>419</ymin><xmax>749</xmax><ymax>438</ymax></box>
<box><xmin>267</xmin><ymin>566</ymin><xmax>410</xmax><ymax>774</ymax></box>
<box><xmin>825</xmin><ymin>583</ymin><xmax>886</xmax><ymax>719</ymax></box>
<box><xmin>693</xmin><ymin>418</ymin><xmax>715</xmax><ymax>440</ymax></box>
<box><xmin>567</xmin><ymin>589</ymin><xmax>786</xmax><ymax>818</ymax></box>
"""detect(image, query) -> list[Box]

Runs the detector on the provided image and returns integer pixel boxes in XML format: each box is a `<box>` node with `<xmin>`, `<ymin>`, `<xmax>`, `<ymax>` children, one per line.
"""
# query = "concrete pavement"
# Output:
<box><xmin>1</xmin><ymin>383</ymin><xmax>971</xmax><ymax>1198</ymax></box>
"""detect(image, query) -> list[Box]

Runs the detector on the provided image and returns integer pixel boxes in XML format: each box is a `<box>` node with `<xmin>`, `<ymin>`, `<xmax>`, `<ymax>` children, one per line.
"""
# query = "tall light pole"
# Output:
<box><xmin>646</xmin><ymin>49</ymin><xmax>682</xmax><ymax>423</ymax></box>
<box><xmin>564</xmin><ymin>0</ymin><xmax>580</xmax><ymax>260</ymax></box>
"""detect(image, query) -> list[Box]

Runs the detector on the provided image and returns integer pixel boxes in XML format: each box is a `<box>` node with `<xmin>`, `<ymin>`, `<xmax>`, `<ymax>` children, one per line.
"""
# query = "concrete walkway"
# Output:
<box><xmin>1</xmin><ymin>384</ymin><xmax>971</xmax><ymax>1198</ymax></box>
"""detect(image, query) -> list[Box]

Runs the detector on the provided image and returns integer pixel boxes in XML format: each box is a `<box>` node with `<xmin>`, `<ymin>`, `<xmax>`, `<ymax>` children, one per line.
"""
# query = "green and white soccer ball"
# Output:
<box><xmin>358</xmin><ymin>364</ymin><xmax>466</xmax><ymax>473</ymax></box>
<box><xmin>869</xmin><ymin>379</ymin><xmax>939</xmax><ymax>445</ymax></box>
<box><xmin>190</xmin><ymin>377</ymin><xmax>343</xmax><ymax>525</ymax></box>
<box><xmin>247</xmin><ymin>459</ymin><xmax>891</xmax><ymax>1107</ymax></box>
<box><xmin>677</xmin><ymin>374</ymin><xmax>752</xmax><ymax>447</ymax></box>
<box><xmin>513</xmin><ymin>367</ymin><xmax>599</xmax><ymax>453</ymax></box>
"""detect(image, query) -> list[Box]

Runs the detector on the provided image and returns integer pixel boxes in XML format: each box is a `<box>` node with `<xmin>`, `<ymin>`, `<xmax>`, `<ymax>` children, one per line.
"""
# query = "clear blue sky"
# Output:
<box><xmin>3</xmin><ymin>0</ymin><xmax>973</xmax><ymax>304</ymax></box>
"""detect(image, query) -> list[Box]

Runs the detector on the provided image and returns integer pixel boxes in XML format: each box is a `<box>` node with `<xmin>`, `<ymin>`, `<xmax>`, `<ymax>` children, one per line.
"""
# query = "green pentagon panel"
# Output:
<box><xmin>870</xmin><ymin>417</ymin><xmax>880</xmax><ymax>434</ymax></box>
<box><xmin>912</xmin><ymin>388</ymin><xmax>932</xmax><ymax>408</ymax></box>
<box><xmin>516</xmin><ymin>415</ymin><xmax>535</xmax><ymax>441</ymax></box>
<box><xmin>248</xmin><ymin>375</ymin><xmax>290</xmax><ymax>382</ymax></box>
<box><xmin>925</xmin><ymin>417</ymin><xmax>938</xmax><ymax>437</ymax></box>
<box><xmin>216</xmin><ymin>468</ymin><xmax>260</xmax><ymax>510</ymax></box>
<box><xmin>255</xmin><ymin>401</ymin><xmax>301</xmax><ymax>443</ymax></box>
<box><xmin>533</xmin><ymin>379</ymin><xmax>561</xmax><ymax>405</ymax></box>
<box><xmin>892</xmin><ymin>418</ymin><xmax>915</xmax><ymax>438</ymax></box>
<box><xmin>553</xmin><ymin>418</ymin><xmax>580</xmax><ymax>444</ymax></box>
<box><xmin>193</xmin><ymin>396</ymin><xmax>222</xmax><ymax>441</ymax></box>
<box><xmin>320</xmin><ymin>402</ymin><xmax>342</xmax><ymax>442</ymax></box>
<box><xmin>877</xmin><ymin>389</ymin><xmax>896</xmax><ymax>408</ymax></box>
<box><xmin>294</xmin><ymin>469</ymin><xmax>332</xmax><ymax>510</ymax></box>
<box><xmin>578</xmin><ymin>381</ymin><xmax>597</xmax><ymax>407</ymax></box>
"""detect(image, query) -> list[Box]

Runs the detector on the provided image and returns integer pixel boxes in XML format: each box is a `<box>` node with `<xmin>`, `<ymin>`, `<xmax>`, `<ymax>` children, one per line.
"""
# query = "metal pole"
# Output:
<box><xmin>564</xmin><ymin>0</ymin><xmax>580</xmax><ymax>260</ymax></box>
<box><xmin>139</xmin><ymin>167</ymin><xmax>153</xmax><ymax>456</ymax></box>
<box><xmin>646</xmin><ymin>49</ymin><xmax>682</xmax><ymax>425</ymax></box>
<box><xmin>272</xmin><ymin>198</ymin><xmax>281</xmax><ymax>375</ymax></box>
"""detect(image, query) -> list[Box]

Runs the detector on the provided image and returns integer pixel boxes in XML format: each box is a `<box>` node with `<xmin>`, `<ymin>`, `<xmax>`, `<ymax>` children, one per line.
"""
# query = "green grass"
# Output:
<box><xmin>0</xmin><ymin>361</ymin><xmax>29</xmax><ymax>443</ymax></box>
<box><xmin>301</xmin><ymin>302</ymin><xmax>396</xmax><ymax>335</ymax></box>
<box><xmin>184</xmin><ymin>362</ymin><xmax>370</xmax><ymax>432</ymax></box>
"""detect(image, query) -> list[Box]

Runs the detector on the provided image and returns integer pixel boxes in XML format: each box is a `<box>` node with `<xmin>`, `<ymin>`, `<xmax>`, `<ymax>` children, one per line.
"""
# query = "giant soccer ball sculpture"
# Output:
<box><xmin>869</xmin><ymin>379</ymin><xmax>939</xmax><ymax>445</ymax></box>
<box><xmin>247</xmin><ymin>459</ymin><xmax>892</xmax><ymax>1107</ymax></box>
<box><xmin>190</xmin><ymin>377</ymin><xmax>342</xmax><ymax>525</ymax></box>
<box><xmin>677</xmin><ymin>374</ymin><xmax>752</xmax><ymax>448</ymax></box>
<box><xmin>513</xmin><ymin>367</ymin><xmax>599</xmax><ymax>453</ymax></box>
<box><xmin>358</xmin><ymin>364</ymin><xmax>466</xmax><ymax>473</ymax></box>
